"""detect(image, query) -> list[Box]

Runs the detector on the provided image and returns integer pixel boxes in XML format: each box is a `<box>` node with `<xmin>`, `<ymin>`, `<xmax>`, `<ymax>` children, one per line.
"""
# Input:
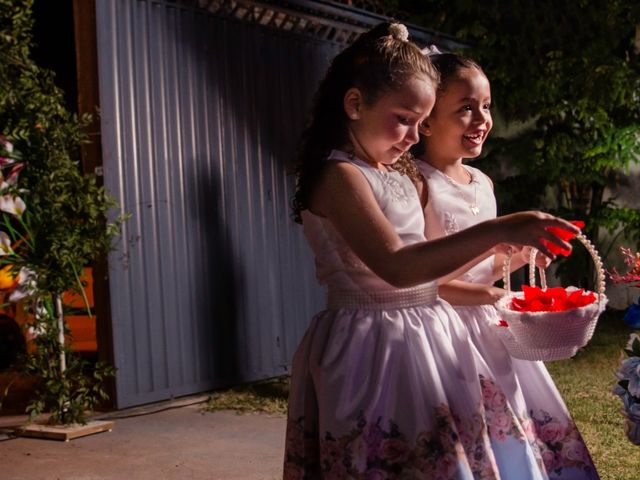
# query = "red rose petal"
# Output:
<box><xmin>540</xmin><ymin>221</ymin><xmax>585</xmax><ymax>256</ymax></box>
<box><xmin>508</xmin><ymin>283</ymin><xmax>596</xmax><ymax>312</ymax></box>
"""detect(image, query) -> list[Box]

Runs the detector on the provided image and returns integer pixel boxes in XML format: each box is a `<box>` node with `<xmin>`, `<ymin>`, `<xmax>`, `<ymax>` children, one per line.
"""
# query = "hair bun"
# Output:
<box><xmin>388</xmin><ymin>23</ymin><xmax>409</xmax><ymax>42</ymax></box>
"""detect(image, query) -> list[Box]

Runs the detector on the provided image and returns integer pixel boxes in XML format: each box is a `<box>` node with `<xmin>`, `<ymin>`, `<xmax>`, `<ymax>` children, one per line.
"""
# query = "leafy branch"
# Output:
<box><xmin>0</xmin><ymin>0</ymin><xmax>125</xmax><ymax>424</ymax></box>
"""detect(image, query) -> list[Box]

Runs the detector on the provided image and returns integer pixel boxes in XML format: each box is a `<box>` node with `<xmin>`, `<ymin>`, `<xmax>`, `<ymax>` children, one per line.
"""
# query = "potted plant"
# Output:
<box><xmin>0</xmin><ymin>0</ymin><xmax>125</xmax><ymax>433</ymax></box>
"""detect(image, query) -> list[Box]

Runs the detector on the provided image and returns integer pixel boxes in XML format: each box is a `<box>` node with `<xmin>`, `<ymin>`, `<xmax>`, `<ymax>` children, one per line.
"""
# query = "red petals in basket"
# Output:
<box><xmin>510</xmin><ymin>285</ymin><xmax>596</xmax><ymax>312</ymax></box>
<box><xmin>540</xmin><ymin>221</ymin><xmax>585</xmax><ymax>256</ymax></box>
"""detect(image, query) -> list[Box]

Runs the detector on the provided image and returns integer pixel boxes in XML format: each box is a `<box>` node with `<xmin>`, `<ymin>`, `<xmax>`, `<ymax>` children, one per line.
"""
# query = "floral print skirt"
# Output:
<box><xmin>284</xmin><ymin>300</ymin><xmax>599</xmax><ymax>479</ymax></box>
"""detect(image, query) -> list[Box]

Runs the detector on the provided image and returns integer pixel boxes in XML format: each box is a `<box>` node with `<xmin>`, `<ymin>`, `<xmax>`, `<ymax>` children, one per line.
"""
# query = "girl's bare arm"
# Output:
<box><xmin>311</xmin><ymin>162</ymin><xmax>577</xmax><ymax>288</ymax></box>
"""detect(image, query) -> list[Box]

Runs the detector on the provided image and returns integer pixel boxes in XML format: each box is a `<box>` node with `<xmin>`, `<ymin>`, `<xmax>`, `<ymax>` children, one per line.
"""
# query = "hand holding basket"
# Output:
<box><xmin>494</xmin><ymin>232</ymin><xmax>608</xmax><ymax>361</ymax></box>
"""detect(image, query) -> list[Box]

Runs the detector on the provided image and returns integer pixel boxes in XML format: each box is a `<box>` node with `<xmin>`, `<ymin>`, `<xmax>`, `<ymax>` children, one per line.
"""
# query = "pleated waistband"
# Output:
<box><xmin>327</xmin><ymin>284</ymin><xmax>438</xmax><ymax>310</ymax></box>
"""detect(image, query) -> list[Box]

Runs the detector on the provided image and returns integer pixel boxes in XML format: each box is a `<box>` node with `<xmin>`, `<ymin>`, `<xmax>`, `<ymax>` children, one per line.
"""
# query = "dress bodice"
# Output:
<box><xmin>418</xmin><ymin>160</ymin><xmax>497</xmax><ymax>284</ymax></box>
<box><xmin>302</xmin><ymin>150</ymin><xmax>431</xmax><ymax>294</ymax></box>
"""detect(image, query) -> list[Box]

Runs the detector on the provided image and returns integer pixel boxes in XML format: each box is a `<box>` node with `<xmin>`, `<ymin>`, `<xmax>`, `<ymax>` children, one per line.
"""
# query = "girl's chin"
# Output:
<box><xmin>462</xmin><ymin>146</ymin><xmax>483</xmax><ymax>158</ymax></box>
<box><xmin>385</xmin><ymin>149</ymin><xmax>405</xmax><ymax>163</ymax></box>
<box><xmin>382</xmin><ymin>157</ymin><xmax>401</xmax><ymax>166</ymax></box>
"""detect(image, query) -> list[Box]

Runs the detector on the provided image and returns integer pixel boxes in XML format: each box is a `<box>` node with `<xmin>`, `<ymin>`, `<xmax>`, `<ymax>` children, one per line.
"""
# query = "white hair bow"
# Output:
<box><xmin>421</xmin><ymin>45</ymin><xmax>442</xmax><ymax>56</ymax></box>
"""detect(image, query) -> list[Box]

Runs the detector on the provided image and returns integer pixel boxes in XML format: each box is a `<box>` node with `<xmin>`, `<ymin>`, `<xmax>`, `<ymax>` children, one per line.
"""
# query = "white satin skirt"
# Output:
<box><xmin>283</xmin><ymin>287</ymin><xmax>600</xmax><ymax>479</ymax></box>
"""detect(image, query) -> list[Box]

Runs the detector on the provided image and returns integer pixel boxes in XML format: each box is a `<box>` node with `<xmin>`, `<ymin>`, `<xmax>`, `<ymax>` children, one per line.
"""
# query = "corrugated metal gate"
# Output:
<box><xmin>95</xmin><ymin>0</ymin><xmax>459</xmax><ymax>408</ymax></box>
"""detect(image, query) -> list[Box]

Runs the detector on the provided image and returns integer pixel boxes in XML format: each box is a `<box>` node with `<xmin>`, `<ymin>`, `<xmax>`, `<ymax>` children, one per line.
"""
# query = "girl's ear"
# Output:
<box><xmin>343</xmin><ymin>88</ymin><xmax>363</xmax><ymax>120</ymax></box>
<box><xmin>418</xmin><ymin>121</ymin><xmax>431</xmax><ymax>136</ymax></box>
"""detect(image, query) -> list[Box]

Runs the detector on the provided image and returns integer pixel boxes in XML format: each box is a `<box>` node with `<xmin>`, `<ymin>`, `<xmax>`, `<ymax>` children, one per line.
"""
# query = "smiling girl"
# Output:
<box><xmin>415</xmin><ymin>51</ymin><xmax>600</xmax><ymax>479</ymax></box>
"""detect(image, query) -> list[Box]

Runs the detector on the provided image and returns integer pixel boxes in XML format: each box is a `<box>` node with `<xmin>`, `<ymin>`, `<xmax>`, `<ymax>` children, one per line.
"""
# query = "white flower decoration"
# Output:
<box><xmin>8</xmin><ymin>267</ymin><xmax>37</xmax><ymax>303</ymax></box>
<box><xmin>0</xmin><ymin>231</ymin><xmax>12</xmax><ymax>255</ymax></box>
<box><xmin>421</xmin><ymin>44</ymin><xmax>442</xmax><ymax>56</ymax></box>
<box><xmin>389</xmin><ymin>23</ymin><xmax>409</xmax><ymax>42</ymax></box>
<box><xmin>0</xmin><ymin>190</ymin><xmax>26</xmax><ymax>217</ymax></box>
<box><xmin>627</xmin><ymin>333</ymin><xmax>640</xmax><ymax>352</ymax></box>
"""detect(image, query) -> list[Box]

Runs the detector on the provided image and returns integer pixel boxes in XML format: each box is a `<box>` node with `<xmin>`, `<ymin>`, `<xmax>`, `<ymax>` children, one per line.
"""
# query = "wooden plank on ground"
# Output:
<box><xmin>15</xmin><ymin>420</ymin><xmax>114</xmax><ymax>441</ymax></box>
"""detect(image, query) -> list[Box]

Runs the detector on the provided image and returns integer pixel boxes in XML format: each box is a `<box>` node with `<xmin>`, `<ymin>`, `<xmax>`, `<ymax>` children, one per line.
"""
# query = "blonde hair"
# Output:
<box><xmin>391</xmin><ymin>153</ymin><xmax>423</xmax><ymax>184</ymax></box>
<box><xmin>292</xmin><ymin>22</ymin><xmax>438</xmax><ymax>223</ymax></box>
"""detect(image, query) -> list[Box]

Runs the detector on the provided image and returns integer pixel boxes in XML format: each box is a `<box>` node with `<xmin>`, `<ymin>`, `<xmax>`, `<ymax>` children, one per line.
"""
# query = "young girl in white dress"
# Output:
<box><xmin>415</xmin><ymin>51</ymin><xmax>599</xmax><ymax>479</ymax></box>
<box><xmin>284</xmin><ymin>22</ymin><xmax>582</xmax><ymax>479</ymax></box>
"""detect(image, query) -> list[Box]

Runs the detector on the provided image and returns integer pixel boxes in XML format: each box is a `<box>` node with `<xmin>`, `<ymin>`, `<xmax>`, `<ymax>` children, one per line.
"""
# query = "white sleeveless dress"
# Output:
<box><xmin>418</xmin><ymin>160</ymin><xmax>599</xmax><ymax>480</ymax></box>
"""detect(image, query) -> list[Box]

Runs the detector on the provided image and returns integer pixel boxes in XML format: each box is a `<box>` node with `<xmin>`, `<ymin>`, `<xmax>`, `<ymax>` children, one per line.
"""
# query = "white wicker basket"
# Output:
<box><xmin>494</xmin><ymin>232</ymin><xmax>608</xmax><ymax>361</ymax></box>
<box><xmin>494</xmin><ymin>323</ymin><xmax>583</xmax><ymax>361</ymax></box>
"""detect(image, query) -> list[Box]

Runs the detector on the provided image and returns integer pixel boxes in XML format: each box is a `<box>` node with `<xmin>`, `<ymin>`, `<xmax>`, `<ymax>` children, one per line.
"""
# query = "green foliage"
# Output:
<box><xmin>1</xmin><ymin>0</ymin><xmax>120</xmax><ymax>295</ymax></box>
<box><xmin>22</xmin><ymin>296</ymin><xmax>115</xmax><ymax>425</ymax></box>
<box><xmin>0</xmin><ymin>0</ymin><xmax>123</xmax><ymax>424</ymax></box>
<box><xmin>402</xmin><ymin>0</ymin><xmax>640</xmax><ymax>286</ymax></box>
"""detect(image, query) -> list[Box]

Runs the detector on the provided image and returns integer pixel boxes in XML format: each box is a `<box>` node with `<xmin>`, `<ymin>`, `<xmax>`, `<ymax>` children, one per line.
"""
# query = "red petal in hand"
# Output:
<box><xmin>540</xmin><ymin>220</ymin><xmax>585</xmax><ymax>256</ymax></box>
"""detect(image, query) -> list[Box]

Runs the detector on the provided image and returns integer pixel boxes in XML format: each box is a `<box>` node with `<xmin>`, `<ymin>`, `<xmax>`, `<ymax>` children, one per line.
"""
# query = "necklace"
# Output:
<box><xmin>437</xmin><ymin>167</ymin><xmax>480</xmax><ymax>216</ymax></box>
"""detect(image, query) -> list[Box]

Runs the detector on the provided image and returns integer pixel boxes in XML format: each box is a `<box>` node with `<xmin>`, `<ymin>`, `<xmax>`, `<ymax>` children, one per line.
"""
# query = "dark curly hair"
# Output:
<box><xmin>291</xmin><ymin>22</ymin><xmax>439</xmax><ymax>223</ymax></box>
<box><xmin>428</xmin><ymin>52</ymin><xmax>484</xmax><ymax>93</ymax></box>
<box><xmin>411</xmin><ymin>52</ymin><xmax>485</xmax><ymax>158</ymax></box>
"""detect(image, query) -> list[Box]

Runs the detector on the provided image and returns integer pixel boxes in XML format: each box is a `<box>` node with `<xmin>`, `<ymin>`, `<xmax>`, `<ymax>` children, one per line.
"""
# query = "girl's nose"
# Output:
<box><xmin>473</xmin><ymin>109</ymin><xmax>490</xmax><ymax>124</ymax></box>
<box><xmin>406</xmin><ymin>124</ymin><xmax>420</xmax><ymax>144</ymax></box>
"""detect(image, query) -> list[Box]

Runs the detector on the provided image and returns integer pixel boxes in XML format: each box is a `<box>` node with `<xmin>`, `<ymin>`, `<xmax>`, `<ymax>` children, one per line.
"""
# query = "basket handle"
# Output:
<box><xmin>502</xmin><ymin>232</ymin><xmax>606</xmax><ymax>299</ymax></box>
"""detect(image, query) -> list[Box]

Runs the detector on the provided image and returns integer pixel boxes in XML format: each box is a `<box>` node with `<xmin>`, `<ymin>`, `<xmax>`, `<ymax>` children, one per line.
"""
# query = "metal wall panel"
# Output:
<box><xmin>96</xmin><ymin>0</ymin><xmax>335</xmax><ymax>407</ymax></box>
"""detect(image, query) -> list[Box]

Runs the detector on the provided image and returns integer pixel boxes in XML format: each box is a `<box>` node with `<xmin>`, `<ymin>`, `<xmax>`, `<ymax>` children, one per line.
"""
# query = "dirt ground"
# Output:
<box><xmin>0</xmin><ymin>397</ymin><xmax>286</xmax><ymax>480</ymax></box>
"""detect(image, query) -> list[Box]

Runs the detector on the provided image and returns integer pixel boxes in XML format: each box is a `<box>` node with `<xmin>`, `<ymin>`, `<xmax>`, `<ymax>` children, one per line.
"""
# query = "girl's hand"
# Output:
<box><xmin>493</xmin><ymin>243</ymin><xmax>514</xmax><ymax>255</ymax></box>
<box><xmin>438</xmin><ymin>281</ymin><xmax>507</xmax><ymax>305</ymax></box>
<box><xmin>496</xmin><ymin>211</ymin><xmax>579</xmax><ymax>259</ymax></box>
<box><xmin>486</xmin><ymin>285</ymin><xmax>508</xmax><ymax>303</ymax></box>
<box><xmin>520</xmin><ymin>246</ymin><xmax>553</xmax><ymax>269</ymax></box>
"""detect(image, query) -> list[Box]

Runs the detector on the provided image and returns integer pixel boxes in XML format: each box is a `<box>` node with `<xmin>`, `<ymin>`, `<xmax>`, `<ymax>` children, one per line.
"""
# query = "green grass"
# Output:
<box><xmin>545</xmin><ymin>310</ymin><xmax>640</xmax><ymax>480</ymax></box>
<box><xmin>203</xmin><ymin>311</ymin><xmax>640</xmax><ymax>478</ymax></box>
